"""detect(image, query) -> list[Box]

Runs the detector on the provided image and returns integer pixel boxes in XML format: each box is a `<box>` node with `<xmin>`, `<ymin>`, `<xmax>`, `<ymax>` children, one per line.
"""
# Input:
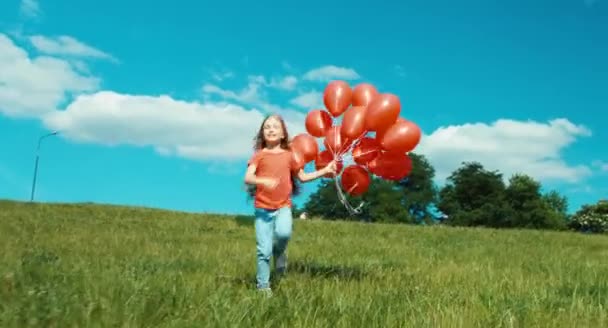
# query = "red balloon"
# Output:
<box><xmin>365</xmin><ymin>93</ymin><xmax>401</xmax><ymax>132</ymax></box>
<box><xmin>323</xmin><ymin>81</ymin><xmax>352</xmax><ymax>117</ymax></box>
<box><xmin>340</xmin><ymin>106</ymin><xmax>367</xmax><ymax>140</ymax></box>
<box><xmin>315</xmin><ymin>149</ymin><xmax>344</xmax><ymax>177</ymax></box>
<box><xmin>340</xmin><ymin>165</ymin><xmax>371</xmax><ymax>196</ymax></box>
<box><xmin>375</xmin><ymin>117</ymin><xmax>406</xmax><ymax>143</ymax></box>
<box><xmin>375</xmin><ymin>129</ymin><xmax>387</xmax><ymax>143</ymax></box>
<box><xmin>291</xmin><ymin>133</ymin><xmax>318</xmax><ymax>163</ymax></box>
<box><xmin>366</xmin><ymin>156</ymin><xmax>383</xmax><ymax>177</ymax></box>
<box><xmin>323</xmin><ymin>125</ymin><xmax>352</xmax><ymax>156</ymax></box>
<box><xmin>291</xmin><ymin>150</ymin><xmax>306</xmax><ymax>171</ymax></box>
<box><xmin>352</xmin><ymin>137</ymin><xmax>380</xmax><ymax>165</ymax></box>
<box><xmin>305</xmin><ymin>109</ymin><xmax>333</xmax><ymax>137</ymax></box>
<box><xmin>352</xmin><ymin>83</ymin><xmax>378</xmax><ymax>107</ymax></box>
<box><xmin>368</xmin><ymin>151</ymin><xmax>413</xmax><ymax>180</ymax></box>
<box><xmin>380</xmin><ymin>119</ymin><xmax>422</xmax><ymax>152</ymax></box>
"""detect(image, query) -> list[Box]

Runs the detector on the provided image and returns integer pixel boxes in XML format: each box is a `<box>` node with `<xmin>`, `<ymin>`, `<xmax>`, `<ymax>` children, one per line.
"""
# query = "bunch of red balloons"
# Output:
<box><xmin>290</xmin><ymin>80</ymin><xmax>422</xmax><ymax>197</ymax></box>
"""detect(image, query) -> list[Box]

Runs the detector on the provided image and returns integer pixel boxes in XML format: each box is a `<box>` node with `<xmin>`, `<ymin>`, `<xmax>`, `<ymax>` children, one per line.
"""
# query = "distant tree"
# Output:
<box><xmin>395</xmin><ymin>153</ymin><xmax>438</xmax><ymax>223</ymax></box>
<box><xmin>438</xmin><ymin>162</ymin><xmax>570</xmax><ymax>230</ymax></box>
<box><xmin>504</xmin><ymin>174</ymin><xmax>568</xmax><ymax>230</ymax></box>
<box><xmin>302</xmin><ymin>153</ymin><xmax>437</xmax><ymax>224</ymax></box>
<box><xmin>542</xmin><ymin>190</ymin><xmax>569</xmax><ymax>221</ymax></box>
<box><xmin>302</xmin><ymin>179</ymin><xmax>353</xmax><ymax>220</ymax></box>
<box><xmin>437</xmin><ymin>161</ymin><xmax>511</xmax><ymax>227</ymax></box>
<box><xmin>568</xmin><ymin>200</ymin><xmax>608</xmax><ymax>234</ymax></box>
<box><xmin>304</xmin><ymin>156</ymin><xmax>574</xmax><ymax>232</ymax></box>
<box><xmin>362</xmin><ymin>178</ymin><xmax>412</xmax><ymax>223</ymax></box>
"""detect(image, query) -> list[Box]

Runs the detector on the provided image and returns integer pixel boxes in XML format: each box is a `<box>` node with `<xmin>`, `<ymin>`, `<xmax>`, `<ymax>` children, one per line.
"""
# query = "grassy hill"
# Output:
<box><xmin>1</xmin><ymin>199</ymin><xmax>607</xmax><ymax>327</ymax></box>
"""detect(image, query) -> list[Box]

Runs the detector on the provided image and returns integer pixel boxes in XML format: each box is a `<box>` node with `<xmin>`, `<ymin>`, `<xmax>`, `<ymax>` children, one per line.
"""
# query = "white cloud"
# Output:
<box><xmin>42</xmin><ymin>92</ymin><xmax>262</xmax><ymax>160</ymax></box>
<box><xmin>0</xmin><ymin>33</ymin><xmax>99</xmax><ymax>118</ymax></box>
<box><xmin>202</xmin><ymin>74</ymin><xmax>296</xmax><ymax>103</ymax></box>
<box><xmin>592</xmin><ymin>160</ymin><xmax>608</xmax><ymax>172</ymax></box>
<box><xmin>3</xmin><ymin>32</ymin><xmax>593</xmax><ymax>176</ymax></box>
<box><xmin>0</xmin><ymin>32</ymin><xmax>309</xmax><ymax>161</ymax></box>
<box><xmin>42</xmin><ymin>91</ymin><xmax>307</xmax><ymax>161</ymax></box>
<box><xmin>29</xmin><ymin>35</ymin><xmax>117</xmax><ymax>62</ymax></box>
<box><xmin>202</xmin><ymin>79</ymin><xmax>263</xmax><ymax>104</ymax></box>
<box><xmin>290</xmin><ymin>91</ymin><xmax>324</xmax><ymax>109</ymax></box>
<box><xmin>36</xmin><ymin>67</ymin><xmax>309</xmax><ymax>161</ymax></box>
<box><xmin>417</xmin><ymin>118</ymin><xmax>593</xmax><ymax>184</ymax></box>
<box><xmin>303</xmin><ymin>65</ymin><xmax>360</xmax><ymax>81</ymax></box>
<box><xmin>201</xmin><ymin>76</ymin><xmax>307</xmax><ymax>133</ymax></box>
<box><xmin>244</xmin><ymin>74</ymin><xmax>298</xmax><ymax>91</ymax></box>
<box><xmin>210</xmin><ymin>70</ymin><xmax>234</xmax><ymax>82</ymax></box>
<box><xmin>20</xmin><ymin>0</ymin><xmax>40</xmax><ymax>18</ymax></box>
<box><xmin>270</xmin><ymin>75</ymin><xmax>298</xmax><ymax>90</ymax></box>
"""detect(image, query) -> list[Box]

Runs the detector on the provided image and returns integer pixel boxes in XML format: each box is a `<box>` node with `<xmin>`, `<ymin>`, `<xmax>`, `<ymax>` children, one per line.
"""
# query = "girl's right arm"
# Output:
<box><xmin>244</xmin><ymin>164</ymin><xmax>277</xmax><ymax>189</ymax></box>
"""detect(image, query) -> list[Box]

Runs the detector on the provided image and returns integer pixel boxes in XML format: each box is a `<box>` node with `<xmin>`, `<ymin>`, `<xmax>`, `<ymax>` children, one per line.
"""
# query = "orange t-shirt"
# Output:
<box><xmin>248</xmin><ymin>149</ymin><xmax>298</xmax><ymax>210</ymax></box>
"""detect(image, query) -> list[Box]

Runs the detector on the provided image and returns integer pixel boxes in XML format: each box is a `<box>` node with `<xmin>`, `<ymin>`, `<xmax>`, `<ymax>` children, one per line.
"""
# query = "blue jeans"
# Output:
<box><xmin>254</xmin><ymin>206</ymin><xmax>293</xmax><ymax>289</ymax></box>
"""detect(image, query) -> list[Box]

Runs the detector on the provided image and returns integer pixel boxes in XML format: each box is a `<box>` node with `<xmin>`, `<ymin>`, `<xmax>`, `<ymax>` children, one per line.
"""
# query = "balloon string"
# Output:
<box><xmin>329</xmin><ymin>124</ymin><xmax>369</xmax><ymax>216</ymax></box>
<box><xmin>353</xmin><ymin>148</ymin><xmax>377</xmax><ymax>158</ymax></box>
<box><xmin>334</xmin><ymin>175</ymin><xmax>364</xmax><ymax>215</ymax></box>
<box><xmin>338</xmin><ymin>129</ymin><xmax>369</xmax><ymax>158</ymax></box>
<box><xmin>329</xmin><ymin>118</ymin><xmax>369</xmax><ymax>161</ymax></box>
<box><xmin>329</xmin><ymin>118</ymin><xmax>341</xmax><ymax>159</ymax></box>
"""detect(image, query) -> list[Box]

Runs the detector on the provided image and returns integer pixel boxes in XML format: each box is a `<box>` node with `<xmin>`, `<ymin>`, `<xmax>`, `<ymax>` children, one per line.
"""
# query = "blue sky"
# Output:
<box><xmin>0</xmin><ymin>0</ymin><xmax>606</xmax><ymax>215</ymax></box>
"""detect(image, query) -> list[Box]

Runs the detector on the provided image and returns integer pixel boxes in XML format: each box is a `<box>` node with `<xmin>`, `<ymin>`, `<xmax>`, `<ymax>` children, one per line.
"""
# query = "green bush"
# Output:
<box><xmin>569</xmin><ymin>200</ymin><xmax>608</xmax><ymax>234</ymax></box>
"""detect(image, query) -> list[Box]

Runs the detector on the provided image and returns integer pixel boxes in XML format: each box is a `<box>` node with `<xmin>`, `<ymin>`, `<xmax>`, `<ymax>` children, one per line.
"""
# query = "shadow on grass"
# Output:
<box><xmin>234</xmin><ymin>215</ymin><xmax>255</xmax><ymax>227</ymax></box>
<box><xmin>220</xmin><ymin>260</ymin><xmax>366</xmax><ymax>290</ymax></box>
<box><xmin>290</xmin><ymin>260</ymin><xmax>366</xmax><ymax>281</ymax></box>
<box><xmin>224</xmin><ymin>275</ymin><xmax>257</xmax><ymax>288</ymax></box>
<box><xmin>220</xmin><ymin>271</ymin><xmax>285</xmax><ymax>289</ymax></box>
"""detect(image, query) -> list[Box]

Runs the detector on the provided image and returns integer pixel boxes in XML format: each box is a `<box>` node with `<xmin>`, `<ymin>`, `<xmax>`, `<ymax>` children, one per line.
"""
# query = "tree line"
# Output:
<box><xmin>297</xmin><ymin>153</ymin><xmax>607</xmax><ymax>234</ymax></box>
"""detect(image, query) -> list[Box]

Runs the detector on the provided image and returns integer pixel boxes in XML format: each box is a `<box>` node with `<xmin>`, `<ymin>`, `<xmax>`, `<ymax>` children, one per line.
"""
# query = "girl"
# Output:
<box><xmin>244</xmin><ymin>114</ymin><xmax>336</xmax><ymax>294</ymax></box>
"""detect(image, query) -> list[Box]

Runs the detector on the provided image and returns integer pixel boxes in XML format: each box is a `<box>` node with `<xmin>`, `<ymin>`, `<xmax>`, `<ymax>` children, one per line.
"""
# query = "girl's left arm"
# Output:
<box><xmin>297</xmin><ymin>161</ymin><xmax>336</xmax><ymax>182</ymax></box>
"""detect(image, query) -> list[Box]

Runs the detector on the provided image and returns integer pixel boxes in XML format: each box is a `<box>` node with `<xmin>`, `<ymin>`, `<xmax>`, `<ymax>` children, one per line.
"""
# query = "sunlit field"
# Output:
<box><xmin>1</xmin><ymin>200</ymin><xmax>606</xmax><ymax>327</ymax></box>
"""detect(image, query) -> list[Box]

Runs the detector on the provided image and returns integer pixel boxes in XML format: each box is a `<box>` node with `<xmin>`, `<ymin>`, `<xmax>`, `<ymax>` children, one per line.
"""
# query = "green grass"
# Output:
<box><xmin>1</xmin><ymin>199</ymin><xmax>607</xmax><ymax>327</ymax></box>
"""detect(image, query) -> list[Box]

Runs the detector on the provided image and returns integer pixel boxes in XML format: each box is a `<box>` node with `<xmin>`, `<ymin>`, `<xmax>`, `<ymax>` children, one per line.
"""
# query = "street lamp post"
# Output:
<box><xmin>30</xmin><ymin>131</ymin><xmax>59</xmax><ymax>202</ymax></box>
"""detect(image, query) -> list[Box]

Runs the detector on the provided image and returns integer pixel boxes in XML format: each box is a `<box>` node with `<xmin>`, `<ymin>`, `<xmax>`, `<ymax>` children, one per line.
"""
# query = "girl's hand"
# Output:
<box><xmin>324</xmin><ymin>160</ymin><xmax>337</xmax><ymax>174</ymax></box>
